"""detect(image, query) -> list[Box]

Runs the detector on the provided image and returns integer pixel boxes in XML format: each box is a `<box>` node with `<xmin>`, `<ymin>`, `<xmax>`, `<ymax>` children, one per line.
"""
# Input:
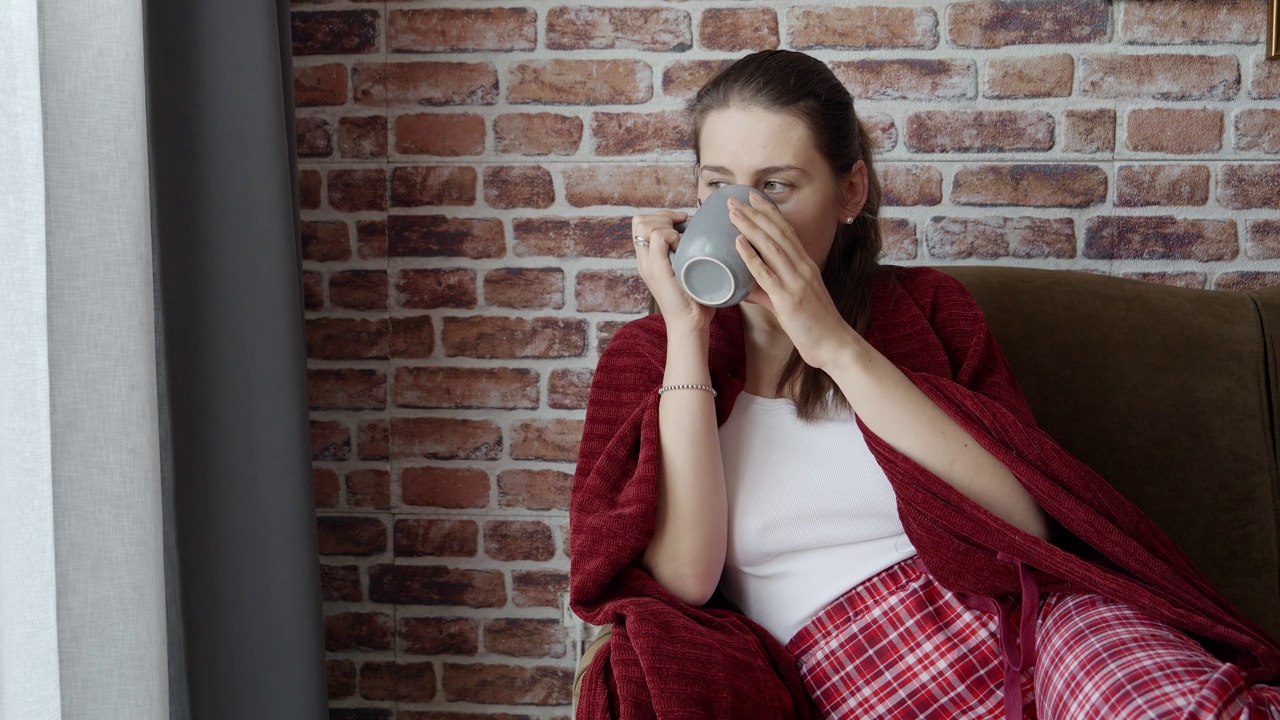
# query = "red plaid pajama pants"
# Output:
<box><xmin>784</xmin><ymin>558</ymin><xmax>1280</xmax><ymax>719</ymax></box>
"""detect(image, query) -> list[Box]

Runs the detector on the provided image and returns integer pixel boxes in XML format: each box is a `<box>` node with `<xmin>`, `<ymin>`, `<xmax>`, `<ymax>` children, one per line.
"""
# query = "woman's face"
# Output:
<box><xmin>696</xmin><ymin>105</ymin><xmax>862</xmax><ymax>271</ymax></box>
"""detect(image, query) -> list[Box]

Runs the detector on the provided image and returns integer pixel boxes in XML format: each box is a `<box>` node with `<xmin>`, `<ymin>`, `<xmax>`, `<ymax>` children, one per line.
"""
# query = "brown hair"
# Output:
<box><xmin>687</xmin><ymin>49</ymin><xmax>886</xmax><ymax>420</ymax></box>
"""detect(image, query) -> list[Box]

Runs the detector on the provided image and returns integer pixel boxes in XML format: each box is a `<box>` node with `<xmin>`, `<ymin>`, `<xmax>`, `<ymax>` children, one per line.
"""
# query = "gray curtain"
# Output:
<box><xmin>146</xmin><ymin>0</ymin><xmax>327</xmax><ymax>717</ymax></box>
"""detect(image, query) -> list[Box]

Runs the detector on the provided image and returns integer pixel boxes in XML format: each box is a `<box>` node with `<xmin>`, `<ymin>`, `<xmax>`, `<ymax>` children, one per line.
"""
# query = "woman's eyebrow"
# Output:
<box><xmin>697</xmin><ymin>164</ymin><xmax>811</xmax><ymax>177</ymax></box>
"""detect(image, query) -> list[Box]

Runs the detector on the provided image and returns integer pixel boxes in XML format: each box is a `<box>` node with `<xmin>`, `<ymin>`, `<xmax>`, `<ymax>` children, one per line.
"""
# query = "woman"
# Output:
<box><xmin>569</xmin><ymin>49</ymin><xmax>1280</xmax><ymax>719</ymax></box>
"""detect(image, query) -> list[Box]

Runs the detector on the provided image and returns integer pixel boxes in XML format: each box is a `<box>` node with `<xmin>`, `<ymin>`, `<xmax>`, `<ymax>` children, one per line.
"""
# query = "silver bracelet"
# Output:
<box><xmin>657</xmin><ymin>383</ymin><xmax>717</xmax><ymax>398</ymax></box>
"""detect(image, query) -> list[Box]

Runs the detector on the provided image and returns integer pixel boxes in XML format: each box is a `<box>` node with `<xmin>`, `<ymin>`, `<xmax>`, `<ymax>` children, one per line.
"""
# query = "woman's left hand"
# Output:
<box><xmin>729</xmin><ymin>193</ymin><xmax>859</xmax><ymax>371</ymax></box>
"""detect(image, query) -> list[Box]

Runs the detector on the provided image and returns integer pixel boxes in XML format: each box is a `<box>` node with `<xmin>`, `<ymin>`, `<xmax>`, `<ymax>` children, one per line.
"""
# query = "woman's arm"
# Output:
<box><xmin>630</xmin><ymin>211</ymin><xmax>729</xmax><ymax>606</ymax></box>
<box><xmin>728</xmin><ymin>193</ymin><xmax>1050</xmax><ymax>541</ymax></box>
<box><xmin>640</xmin><ymin>326</ymin><xmax>728</xmax><ymax>606</ymax></box>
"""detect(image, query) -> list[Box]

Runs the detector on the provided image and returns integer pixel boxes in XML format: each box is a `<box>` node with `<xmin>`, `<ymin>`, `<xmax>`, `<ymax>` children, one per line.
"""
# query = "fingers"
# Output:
<box><xmin>727</xmin><ymin>196</ymin><xmax>802</xmax><ymax>278</ymax></box>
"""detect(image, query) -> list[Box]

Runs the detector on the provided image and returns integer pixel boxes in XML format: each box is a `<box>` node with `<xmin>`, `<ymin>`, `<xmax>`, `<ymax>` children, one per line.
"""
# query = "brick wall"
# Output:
<box><xmin>293</xmin><ymin>1</ymin><xmax>1280</xmax><ymax>716</ymax></box>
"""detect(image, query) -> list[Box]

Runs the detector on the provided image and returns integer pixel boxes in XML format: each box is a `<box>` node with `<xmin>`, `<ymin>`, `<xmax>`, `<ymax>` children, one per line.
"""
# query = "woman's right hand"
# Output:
<box><xmin>632</xmin><ymin>210</ymin><xmax>714</xmax><ymax>334</ymax></box>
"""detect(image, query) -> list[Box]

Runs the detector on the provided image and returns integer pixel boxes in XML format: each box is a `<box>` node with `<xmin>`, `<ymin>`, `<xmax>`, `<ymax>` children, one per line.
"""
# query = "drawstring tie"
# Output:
<box><xmin>930</xmin><ymin>553</ymin><xmax>1040</xmax><ymax>720</ymax></box>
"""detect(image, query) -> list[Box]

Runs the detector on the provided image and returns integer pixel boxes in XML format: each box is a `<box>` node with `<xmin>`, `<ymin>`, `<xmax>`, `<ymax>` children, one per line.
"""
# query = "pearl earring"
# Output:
<box><xmin>845</xmin><ymin>216</ymin><xmax>855</xmax><ymax>224</ymax></box>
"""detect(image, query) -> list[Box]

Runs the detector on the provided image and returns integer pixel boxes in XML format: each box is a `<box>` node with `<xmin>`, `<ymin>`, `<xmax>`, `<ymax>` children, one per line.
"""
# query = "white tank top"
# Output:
<box><xmin>717</xmin><ymin>392</ymin><xmax>917</xmax><ymax>644</ymax></box>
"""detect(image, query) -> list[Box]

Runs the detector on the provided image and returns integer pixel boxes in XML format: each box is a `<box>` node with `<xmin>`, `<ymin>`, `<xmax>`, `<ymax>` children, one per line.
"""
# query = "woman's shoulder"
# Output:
<box><xmin>876</xmin><ymin>265</ymin><xmax>982</xmax><ymax>318</ymax></box>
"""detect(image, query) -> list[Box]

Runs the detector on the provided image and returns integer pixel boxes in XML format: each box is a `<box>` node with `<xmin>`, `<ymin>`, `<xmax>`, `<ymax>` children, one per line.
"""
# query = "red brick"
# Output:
<box><xmin>369</xmin><ymin>564</ymin><xmax>506</xmax><ymax>607</ymax></box>
<box><xmin>359</xmin><ymin>419</ymin><xmax>389</xmax><ymax>460</ymax></box>
<box><xmin>556</xmin><ymin>520</ymin><xmax>569</xmax><ymax>559</ymax></box>
<box><xmin>442</xmin><ymin>316</ymin><xmax>586</xmax><ymax>359</ymax></box>
<box><xmin>396</xmin><ymin>269</ymin><xmax>477</xmax><ymax>310</ymax></box>
<box><xmin>513</xmin><ymin>570</ymin><xmax>570</xmax><ymax>609</ymax></box>
<box><xmin>831</xmin><ymin>59</ymin><xmax>975</xmax><ymax>101</ymax></box>
<box><xmin>301</xmin><ymin>269</ymin><xmax>322</xmax><ymax>308</ymax></box>
<box><xmin>1115</xmin><ymin>165</ymin><xmax>1209</xmax><ymax>207</ymax></box>
<box><xmin>1235</xmin><ymin>109</ymin><xmax>1280</xmax><ymax>153</ymax></box>
<box><xmin>317</xmin><ymin>516</ymin><xmax>388</xmax><ymax>556</ymax></box>
<box><xmin>509</xmin><ymin>60</ymin><xmax>653</xmax><ymax>105</ymax></box>
<box><xmin>308</xmin><ymin>368</ymin><xmax>386</xmax><ymax>410</ymax></box>
<box><xmin>300</xmin><ymin>169</ymin><xmax>322</xmax><ymax>209</ymax></box>
<box><xmin>495</xmin><ymin>113</ymin><xmax>583</xmax><ymax>156</ymax></box>
<box><xmin>548</xmin><ymin>368</ymin><xmax>593</xmax><ymax>410</ymax></box>
<box><xmin>397</xmin><ymin>712</ymin><xmax>539</xmax><ymax>720</ymax></box>
<box><xmin>596</xmin><ymin>320</ymin><xmax>627</xmax><ymax>353</ymax></box>
<box><xmin>1079</xmin><ymin>54</ymin><xmax>1239</xmax><ymax>100</ymax></box>
<box><xmin>292</xmin><ymin>10</ymin><xmax>379</xmax><ymax>56</ymax></box>
<box><xmin>484</xmin><ymin>619</ymin><xmax>565</xmax><ymax>658</ymax></box>
<box><xmin>790</xmin><ymin>6</ymin><xmax>937</xmax><ymax>49</ymax></box>
<box><xmin>485</xmin><ymin>520</ymin><xmax>556</xmax><ymax>562</ymax></box>
<box><xmin>662</xmin><ymin>60</ymin><xmax>733</xmax><ymax>100</ymax></box>
<box><xmin>1063</xmin><ymin>109</ymin><xmax>1116</xmax><ymax>153</ymax></box>
<box><xmin>395</xmin><ymin>519</ymin><xmax>479</xmax><ymax>558</ymax></box>
<box><xmin>391</xmin><ymin>417</ymin><xmax>503</xmax><ymax>460</ymax></box>
<box><xmin>863</xmin><ymin>113</ymin><xmax>899</xmax><ymax>154</ymax></box>
<box><xmin>357</xmin><ymin>220</ymin><xmax>387</xmax><ymax>259</ymax></box>
<box><xmin>513</xmin><ymin>216</ymin><xmax>633</xmax><ymax>258</ymax></box>
<box><xmin>511</xmin><ymin>419</ymin><xmax>584</xmax><ymax>462</ymax></box>
<box><xmin>401</xmin><ymin>466</ymin><xmax>491</xmax><ymax>509</ymax></box>
<box><xmin>325</xmin><ymin>611</ymin><xmax>393</xmax><ymax>652</ymax></box>
<box><xmin>311</xmin><ymin>419</ymin><xmax>351</xmax><ymax>460</ymax></box>
<box><xmin>301</xmin><ymin>220</ymin><xmax>351</xmax><ymax>261</ymax></box>
<box><xmin>306</xmin><ymin>317</ymin><xmax>389</xmax><ymax>360</ymax></box>
<box><xmin>442</xmin><ymin>663</ymin><xmax>572</xmax><ymax>705</ymax></box>
<box><xmin>1119</xmin><ymin>272</ymin><xmax>1207</xmax><ymax>289</ymax></box>
<box><xmin>347</xmin><ymin>469</ymin><xmax>390</xmax><ymax>510</ymax></box>
<box><xmin>1126</xmin><ymin>109</ymin><xmax>1222</xmax><ymax>154</ymax></box>
<box><xmin>1084</xmin><ymin>216</ymin><xmax>1238</xmax><ymax>260</ymax></box>
<box><xmin>565</xmin><ymin>164</ymin><xmax>695</xmax><ymax>208</ymax></box>
<box><xmin>295</xmin><ymin>63</ymin><xmax>347</xmax><ymax>106</ymax></box>
<box><xmin>905</xmin><ymin>111</ymin><xmax>1053</xmax><ymax>153</ymax></box>
<box><xmin>296</xmin><ymin>117</ymin><xmax>332</xmax><ymax>158</ymax></box>
<box><xmin>388</xmin><ymin>215</ymin><xmax>505</xmax><ymax>258</ymax></box>
<box><xmin>338</xmin><ymin>116</ymin><xmax>387</xmax><ymax>159</ymax></box>
<box><xmin>327</xmin><ymin>169</ymin><xmax>387</xmax><ymax>212</ymax></box>
<box><xmin>388</xmin><ymin>8</ymin><xmax>535</xmax><ymax>52</ymax></box>
<box><xmin>313</xmin><ymin>467</ymin><xmax>340</xmax><ymax>508</ymax></box>
<box><xmin>1214</xmin><ymin>272</ymin><xmax>1280</xmax><ymax>292</ymax></box>
<box><xmin>546</xmin><ymin>7</ymin><xmax>690</xmax><ymax>51</ymax></box>
<box><xmin>881</xmin><ymin>165</ymin><xmax>942</xmax><ymax>207</ymax></box>
<box><xmin>359</xmin><ymin>661</ymin><xmax>436</xmax><ymax>702</ymax></box>
<box><xmin>700</xmin><ymin>8</ymin><xmax>779</xmax><ymax>52</ymax></box>
<box><xmin>320</xmin><ymin>564</ymin><xmax>362</xmax><ymax>602</ymax></box>
<box><xmin>328</xmin><ymin>659</ymin><xmax>356</xmax><ymax>699</ymax></box>
<box><xmin>498</xmin><ymin>470</ymin><xmax>572</xmax><ymax>511</ymax></box>
<box><xmin>926</xmin><ymin>216</ymin><xmax>1076</xmax><ymax>259</ymax></box>
<box><xmin>1252</xmin><ymin>58</ymin><xmax>1280</xmax><ymax>99</ymax></box>
<box><xmin>354</xmin><ymin>62</ymin><xmax>499</xmax><ymax>107</ymax></box>
<box><xmin>952</xmin><ymin>164</ymin><xmax>1107</xmax><ymax>208</ymax></box>
<box><xmin>394</xmin><ymin>113</ymin><xmax>486</xmax><ymax>157</ymax></box>
<box><xmin>329</xmin><ymin>270</ymin><xmax>387</xmax><ymax>310</ymax></box>
<box><xmin>484</xmin><ymin>268</ymin><xmax>565</xmax><ymax>309</ymax></box>
<box><xmin>400</xmin><ymin>617</ymin><xmax>479</xmax><ymax>656</ymax></box>
<box><xmin>983</xmin><ymin>54</ymin><xmax>1074</xmax><ymax>98</ymax></box>
<box><xmin>1122</xmin><ymin>0</ymin><xmax>1264</xmax><ymax>45</ymax></box>
<box><xmin>390</xmin><ymin>166</ymin><xmax>477</xmax><ymax>207</ymax></box>
<box><xmin>395</xmin><ymin>367</ymin><xmax>539</xmax><ymax>409</ymax></box>
<box><xmin>879</xmin><ymin>217</ymin><xmax>918</xmax><ymax>260</ymax></box>
<box><xmin>1219</xmin><ymin>164</ymin><xmax>1280</xmax><ymax>209</ymax></box>
<box><xmin>1246</xmin><ymin>220</ymin><xmax>1280</xmax><ymax>259</ymax></box>
<box><xmin>390</xmin><ymin>315</ymin><xmax>435</xmax><ymax>360</ymax></box>
<box><xmin>575</xmin><ymin>270</ymin><xmax>649</xmax><ymax>313</ymax></box>
<box><xmin>947</xmin><ymin>0</ymin><xmax>1110</xmax><ymax>47</ymax></box>
<box><xmin>591</xmin><ymin>111</ymin><xmax>691</xmax><ymax>156</ymax></box>
<box><xmin>484</xmin><ymin>166</ymin><xmax>555</xmax><ymax>210</ymax></box>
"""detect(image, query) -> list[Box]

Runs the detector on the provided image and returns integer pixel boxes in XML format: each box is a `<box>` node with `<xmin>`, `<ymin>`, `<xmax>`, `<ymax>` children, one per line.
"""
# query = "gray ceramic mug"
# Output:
<box><xmin>671</xmin><ymin>184</ymin><xmax>777</xmax><ymax>307</ymax></box>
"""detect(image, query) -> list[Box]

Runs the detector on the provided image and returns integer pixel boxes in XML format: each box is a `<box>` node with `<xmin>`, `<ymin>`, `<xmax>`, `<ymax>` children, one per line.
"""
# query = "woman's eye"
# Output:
<box><xmin>762</xmin><ymin>181</ymin><xmax>789</xmax><ymax>193</ymax></box>
<box><xmin>706</xmin><ymin>180</ymin><xmax>727</xmax><ymax>189</ymax></box>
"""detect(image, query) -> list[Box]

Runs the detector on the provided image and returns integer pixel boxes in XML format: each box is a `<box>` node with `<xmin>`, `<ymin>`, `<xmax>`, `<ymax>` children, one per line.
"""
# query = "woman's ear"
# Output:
<box><xmin>840</xmin><ymin>160</ymin><xmax>869</xmax><ymax>221</ymax></box>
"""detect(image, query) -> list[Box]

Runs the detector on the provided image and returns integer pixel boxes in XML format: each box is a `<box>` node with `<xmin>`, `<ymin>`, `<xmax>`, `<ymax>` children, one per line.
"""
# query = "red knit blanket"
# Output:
<box><xmin>569</xmin><ymin>266</ymin><xmax>1280</xmax><ymax>718</ymax></box>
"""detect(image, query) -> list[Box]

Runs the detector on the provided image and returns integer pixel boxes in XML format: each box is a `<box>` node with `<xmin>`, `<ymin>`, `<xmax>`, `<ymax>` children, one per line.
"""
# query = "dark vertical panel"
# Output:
<box><xmin>145</xmin><ymin>0</ymin><xmax>327</xmax><ymax>716</ymax></box>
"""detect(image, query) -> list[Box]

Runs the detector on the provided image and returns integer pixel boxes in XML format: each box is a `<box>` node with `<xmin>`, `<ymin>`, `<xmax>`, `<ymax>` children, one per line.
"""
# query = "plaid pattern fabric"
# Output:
<box><xmin>1036</xmin><ymin>593</ymin><xmax>1280</xmax><ymax>719</ymax></box>
<box><xmin>786</xmin><ymin>560</ymin><xmax>1280</xmax><ymax>720</ymax></box>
